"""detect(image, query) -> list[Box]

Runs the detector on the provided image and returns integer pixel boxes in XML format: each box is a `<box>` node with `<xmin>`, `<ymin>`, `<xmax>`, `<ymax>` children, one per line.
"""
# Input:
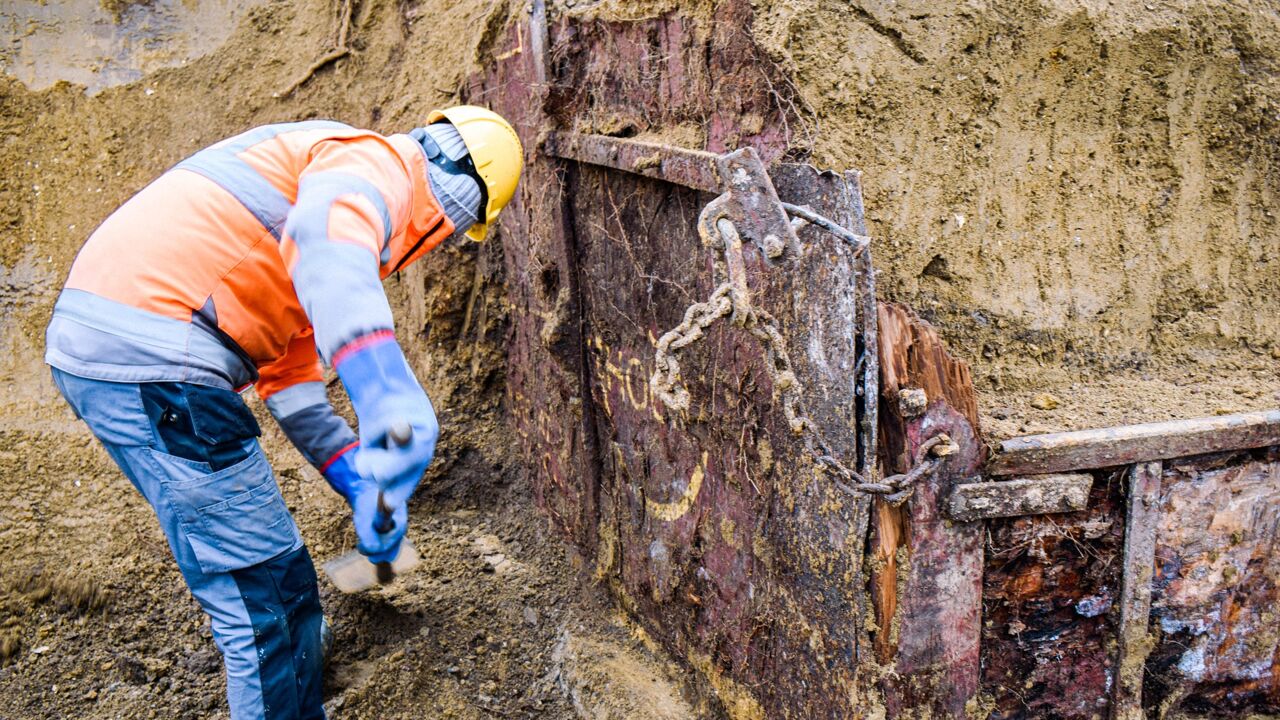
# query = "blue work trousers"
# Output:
<box><xmin>51</xmin><ymin>368</ymin><xmax>325</xmax><ymax>720</ymax></box>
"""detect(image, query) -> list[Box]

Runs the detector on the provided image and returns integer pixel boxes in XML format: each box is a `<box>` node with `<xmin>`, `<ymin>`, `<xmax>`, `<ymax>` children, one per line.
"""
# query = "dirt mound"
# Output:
<box><xmin>1</xmin><ymin>0</ymin><xmax>1278</xmax><ymax>717</ymax></box>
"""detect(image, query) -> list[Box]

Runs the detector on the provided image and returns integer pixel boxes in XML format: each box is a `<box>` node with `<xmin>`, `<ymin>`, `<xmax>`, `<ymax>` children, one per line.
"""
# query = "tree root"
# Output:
<box><xmin>275</xmin><ymin>0</ymin><xmax>353</xmax><ymax>98</ymax></box>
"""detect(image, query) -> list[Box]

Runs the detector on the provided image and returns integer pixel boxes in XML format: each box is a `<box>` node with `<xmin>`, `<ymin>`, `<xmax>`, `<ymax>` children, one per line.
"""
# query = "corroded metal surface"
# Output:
<box><xmin>464</xmin><ymin>5</ymin><xmax>600</xmax><ymax>549</ymax></box>
<box><xmin>1112</xmin><ymin>461</ymin><xmax>1162</xmax><ymax>720</ymax></box>
<box><xmin>948</xmin><ymin>473</ymin><xmax>1094</xmax><ymax>521</ymax></box>
<box><xmin>473</xmin><ymin>4</ymin><xmax>877</xmax><ymax>717</ymax></box>
<box><xmin>575</xmin><ymin>159</ymin><xmax>872</xmax><ymax>718</ymax></box>
<box><xmin>473</xmin><ymin>5</ymin><xmax>1280</xmax><ymax>719</ymax></box>
<box><xmin>1146</xmin><ymin>447</ymin><xmax>1280</xmax><ymax>712</ymax></box>
<box><xmin>543</xmin><ymin>132</ymin><xmax>721</xmax><ymax>193</ymax></box>
<box><xmin>989</xmin><ymin>409</ymin><xmax>1280</xmax><ymax>476</ymax></box>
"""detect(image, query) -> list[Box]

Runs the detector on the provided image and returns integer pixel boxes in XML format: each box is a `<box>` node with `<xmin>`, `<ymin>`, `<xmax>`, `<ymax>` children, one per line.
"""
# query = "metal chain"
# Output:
<box><xmin>650</xmin><ymin>210</ymin><xmax>952</xmax><ymax>505</ymax></box>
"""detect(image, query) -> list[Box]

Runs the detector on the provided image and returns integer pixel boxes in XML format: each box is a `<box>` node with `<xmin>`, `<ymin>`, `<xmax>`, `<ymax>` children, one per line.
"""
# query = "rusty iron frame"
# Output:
<box><xmin>543</xmin><ymin>132</ymin><xmax>723</xmax><ymax>193</ymax></box>
<box><xmin>988</xmin><ymin>409</ymin><xmax>1280</xmax><ymax>476</ymax></box>
<box><xmin>543</xmin><ymin>130</ymin><xmax>881</xmax><ymax>480</ymax></box>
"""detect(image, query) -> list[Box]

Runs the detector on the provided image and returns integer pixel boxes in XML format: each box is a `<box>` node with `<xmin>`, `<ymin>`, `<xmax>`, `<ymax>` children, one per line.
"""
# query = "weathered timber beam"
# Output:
<box><xmin>946</xmin><ymin>473</ymin><xmax>1093</xmax><ymax>521</ymax></box>
<box><xmin>542</xmin><ymin>132</ymin><xmax>722</xmax><ymax>193</ymax></box>
<box><xmin>988</xmin><ymin>409</ymin><xmax>1280</xmax><ymax>476</ymax></box>
<box><xmin>1112</xmin><ymin>461</ymin><xmax>1162</xmax><ymax>720</ymax></box>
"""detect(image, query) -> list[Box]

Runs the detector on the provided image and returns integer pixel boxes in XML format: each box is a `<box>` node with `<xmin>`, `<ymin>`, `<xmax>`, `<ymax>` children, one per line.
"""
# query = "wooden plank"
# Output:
<box><xmin>947</xmin><ymin>473</ymin><xmax>1093</xmax><ymax>521</ymax></box>
<box><xmin>874</xmin><ymin>303</ymin><xmax>984</xmax><ymax>717</ymax></box>
<box><xmin>1112</xmin><ymin>461</ymin><xmax>1162</xmax><ymax>720</ymax></box>
<box><xmin>988</xmin><ymin>410</ymin><xmax>1280</xmax><ymax>476</ymax></box>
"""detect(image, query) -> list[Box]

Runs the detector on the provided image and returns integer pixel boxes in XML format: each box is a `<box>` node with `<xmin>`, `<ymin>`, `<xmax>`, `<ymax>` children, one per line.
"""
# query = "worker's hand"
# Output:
<box><xmin>322</xmin><ymin>446</ymin><xmax>408</xmax><ymax>561</ymax></box>
<box><xmin>348</xmin><ymin>480</ymin><xmax>408</xmax><ymax>563</ymax></box>
<box><xmin>334</xmin><ymin>332</ymin><xmax>438</xmax><ymax>512</ymax></box>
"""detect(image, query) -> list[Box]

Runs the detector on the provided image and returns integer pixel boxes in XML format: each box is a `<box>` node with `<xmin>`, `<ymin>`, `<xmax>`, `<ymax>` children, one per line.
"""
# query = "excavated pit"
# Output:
<box><xmin>1</xmin><ymin>0</ymin><xmax>1278</xmax><ymax>718</ymax></box>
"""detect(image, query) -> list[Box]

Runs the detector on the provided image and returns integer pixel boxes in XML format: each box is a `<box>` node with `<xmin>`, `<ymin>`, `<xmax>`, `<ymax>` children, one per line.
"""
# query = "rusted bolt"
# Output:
<box><xmin>899</xmin><ymin>387</ymin><xmax>928</xmax><ymax>418</ymax></box>
<box><xmin>763</xmin><ymin>234</ymin><xmax>784</xmax><ymax>258</ymax></box>
<box><xmin>928</xmin><ymin>433</ymin><xmax>957</xmax><ymax>457</ymax></box>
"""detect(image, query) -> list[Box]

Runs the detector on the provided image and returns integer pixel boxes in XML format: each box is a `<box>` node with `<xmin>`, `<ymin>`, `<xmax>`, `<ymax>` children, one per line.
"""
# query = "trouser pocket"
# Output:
<box><xmin>140</xmin><ymin>382</ymin><xmax>262</xmax><ymax>471</ymax></box>
<box><xmin>147</xmin><ymin>444</ymin><xmax>301</xmax><ymax>575</ymax></box>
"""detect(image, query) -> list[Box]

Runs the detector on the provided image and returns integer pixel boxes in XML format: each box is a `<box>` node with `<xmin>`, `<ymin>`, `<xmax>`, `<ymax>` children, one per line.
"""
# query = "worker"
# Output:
<box><xmin>44</xmin><ymin>107</ymin><xmax>523</xmax><ymax>719</ymax></box>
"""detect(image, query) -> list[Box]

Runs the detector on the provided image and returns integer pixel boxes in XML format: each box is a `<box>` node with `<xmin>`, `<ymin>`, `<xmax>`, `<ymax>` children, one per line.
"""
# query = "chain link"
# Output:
<box><xmin>650</xmin><ymin>211</ymin><xmax>951</xmax><ymax>505</ymax></box>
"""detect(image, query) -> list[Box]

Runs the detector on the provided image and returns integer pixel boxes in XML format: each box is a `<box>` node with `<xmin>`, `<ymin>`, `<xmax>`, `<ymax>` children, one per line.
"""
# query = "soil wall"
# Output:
<box><xmin>2</xmin><ymin>0</ymin><xmax>1279</xmax><ymax>718</ymax></box>
<box><xmin>748</xmin><ymin>0</ymin><xmax>1280</xmax><ymax>391</ymax></box>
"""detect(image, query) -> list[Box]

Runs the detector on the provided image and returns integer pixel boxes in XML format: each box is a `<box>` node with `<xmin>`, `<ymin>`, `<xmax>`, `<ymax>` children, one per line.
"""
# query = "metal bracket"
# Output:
<box><xmin>711</xmin><ymin>148</ymin><xmax>798</xmax><ymax>259</ymax></box>
<box><xmin>946</xmin><ymin>473</ymin><xmax>1093</xmax><ymax>521</ymax></box>
<box><xmin>544</xmin><ymin>133</ymin><xmax>799</xmax><ymax>258</ymax></box>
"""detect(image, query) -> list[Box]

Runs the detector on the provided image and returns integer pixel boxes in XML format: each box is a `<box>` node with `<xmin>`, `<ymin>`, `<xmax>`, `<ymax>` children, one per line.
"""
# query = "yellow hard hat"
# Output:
<box><xmin>427</xmin><ymin>105</ymin><xmax>523</xmax><ymax>241</ymax></box>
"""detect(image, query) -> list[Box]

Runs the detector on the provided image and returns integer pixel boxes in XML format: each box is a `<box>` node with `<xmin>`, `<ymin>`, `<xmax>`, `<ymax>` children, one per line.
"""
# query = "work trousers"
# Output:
<box><xmin>51</xmin><ymin>368</ymin><xmax>325</xmax><ymax>720</ymax></box>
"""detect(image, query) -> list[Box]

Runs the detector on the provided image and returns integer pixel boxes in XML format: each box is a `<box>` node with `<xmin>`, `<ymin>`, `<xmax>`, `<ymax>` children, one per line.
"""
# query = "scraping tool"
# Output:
<box><xmin>323</xmin><ymin>422</ymin><xmax>422</xmax><ymax>593</ymax></box>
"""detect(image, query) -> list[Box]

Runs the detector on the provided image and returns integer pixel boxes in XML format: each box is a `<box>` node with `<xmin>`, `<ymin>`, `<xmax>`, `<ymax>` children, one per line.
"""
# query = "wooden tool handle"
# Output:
<box><xmin>374</xmin><ymin>420</ymin><xmax>414</xmax><ymax>584</ymax></box>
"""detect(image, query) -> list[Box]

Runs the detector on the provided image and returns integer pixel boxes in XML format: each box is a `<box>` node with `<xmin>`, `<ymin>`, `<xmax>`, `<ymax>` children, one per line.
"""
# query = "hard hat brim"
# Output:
<box><xmin>465</xmin><ymin>222</ymin><xmax>487</xmax><ymax>242</ymax></box>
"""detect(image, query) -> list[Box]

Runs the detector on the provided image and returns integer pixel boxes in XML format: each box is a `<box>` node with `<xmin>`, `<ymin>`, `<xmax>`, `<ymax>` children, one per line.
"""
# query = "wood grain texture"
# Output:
<box><xmin>1112</xmin><ymin>461</ymin><xmax>1162</xmax><ymax>720</ymax></box>
<box><xmin>874</xmin><ymin>304</ymin><xmax>984</xmax><ymax>717</ymax></box>
<box><xmin>989</xmin><ymin>410</ymin><xmax>1280</xmax><ymax>476</ymax></box>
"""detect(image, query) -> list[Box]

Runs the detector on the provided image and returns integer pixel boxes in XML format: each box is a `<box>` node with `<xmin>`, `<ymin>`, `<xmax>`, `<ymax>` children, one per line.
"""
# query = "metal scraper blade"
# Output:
<box><xmin>322</xmin><ymin>540</ymin><xmax>421</xmax><ymax>593</ymax></box>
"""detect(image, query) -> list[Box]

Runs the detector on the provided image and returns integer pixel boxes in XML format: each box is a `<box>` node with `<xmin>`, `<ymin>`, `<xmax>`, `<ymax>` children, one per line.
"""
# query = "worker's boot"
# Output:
<box><xmin>320</xmin><ymin>616</ymin><xmax>334</xmax><ymax>665</ymax></box>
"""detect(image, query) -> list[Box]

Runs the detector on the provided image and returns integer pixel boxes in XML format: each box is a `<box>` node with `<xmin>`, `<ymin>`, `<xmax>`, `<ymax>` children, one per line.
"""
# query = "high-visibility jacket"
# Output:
<box><xmin>45</xmin><ymin>120</ymin><xmax>480</xmax><ymax>469</ymax></box>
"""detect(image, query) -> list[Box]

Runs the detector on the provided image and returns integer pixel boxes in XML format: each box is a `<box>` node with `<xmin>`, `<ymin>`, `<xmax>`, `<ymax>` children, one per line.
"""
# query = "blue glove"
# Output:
<box><xmin>321</xmin><ymin>446</ymin><xmax>407</xmax><ymax>563</ymax></box>
<box><xmin>334</xmin><ymin>332</ymin><xmax>438</xmax><ymax>560</ymax></box>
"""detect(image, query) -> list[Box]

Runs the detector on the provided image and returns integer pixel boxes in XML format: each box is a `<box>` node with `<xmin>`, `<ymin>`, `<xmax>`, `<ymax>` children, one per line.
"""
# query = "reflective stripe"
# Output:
<box><xmin>285</xmin><ymin>171</ymin><xmax>393</xmax><ymax>248</ymax></box>
<box><xmin>264</xmin><ymin>381</ymin><xmax>327</xmax><ymax>418</ymax></box>
<box><xmin>175</xmin><ymin>155</ymin><xmax>291</xmax><ymax>240</ymax></box>
<box><xmin>45</xmin><ymin>289</ymin><xmax>253</xmax><ymax>389</ymax></box>
<box><xmin>177</xmin><ymin>121</ymin><xmax>353</xmax><ymax>240</ymax></box>
<box><xmin>276</xmin><ymin>404</ymin><xmax>358</xmax><ymax>468</ymax></box>
<box><xmin>217</xmin><ymin>120</ymin><xmax>350</xmax><ymax>153</ymax></box>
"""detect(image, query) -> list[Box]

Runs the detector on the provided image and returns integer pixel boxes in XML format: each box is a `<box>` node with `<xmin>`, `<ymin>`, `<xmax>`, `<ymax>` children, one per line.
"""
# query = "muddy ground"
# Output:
<box><xmin>0</xmin><ymin>0</ymin><xmax>701</xmax><ymax>718</ymax></box>
<box><xmin>1</xmin><ymin>0</ymin><xmax>1278</xmax><ymax>718</ymax></box>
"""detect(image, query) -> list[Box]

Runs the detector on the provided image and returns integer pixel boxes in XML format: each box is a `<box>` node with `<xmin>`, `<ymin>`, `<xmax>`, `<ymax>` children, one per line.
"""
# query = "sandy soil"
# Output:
<box><xmin>0</xmin><ymin>0</ymin><xmax>700</xmax><ymax>717</ymax></box>
<box><xmin>744</xmin><ymin>0</ymin><xmax>1280</xmax><ymax>438</ymax></box>
<box><xmin>1</xmin><ymin>0</ymin><xmax>1278</xmax><ymax>717</ymax></box>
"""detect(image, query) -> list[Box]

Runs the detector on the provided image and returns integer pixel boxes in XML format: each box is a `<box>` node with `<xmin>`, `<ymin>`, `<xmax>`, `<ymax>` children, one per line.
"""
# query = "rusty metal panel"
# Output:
<box><xmin>576</xmin><ymin>159</ymin><xmax>873</xmax><ymax>718</ymax></box>
<box><xmin>1146</xmin><ymin>447</ymin><xmax>1280</xmax><ymax>714</ymax></box>
<box><xmin>542</xmin><ymin>1</ymin><xmax>795</xmax><ymax>159</ymax></box>
<box><xmin>980</xmin><ymin>471</ymin><xmax>1126</xmax><ymax>719</ymax></box>
<box><xmin>466</xmin><ymin>14</ymin><xmax>600</xmax><ymax>548</ymax></box>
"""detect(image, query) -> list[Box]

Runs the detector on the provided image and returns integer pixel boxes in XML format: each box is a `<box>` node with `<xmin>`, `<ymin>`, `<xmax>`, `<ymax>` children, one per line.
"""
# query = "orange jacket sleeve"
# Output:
<box><xmin>256</xmin><ymin>330</ymin><xmax>324</xmax><ymax>401</ymax></box>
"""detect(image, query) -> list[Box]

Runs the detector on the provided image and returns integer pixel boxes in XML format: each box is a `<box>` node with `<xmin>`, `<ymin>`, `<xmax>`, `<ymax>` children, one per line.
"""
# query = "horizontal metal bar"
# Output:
<box><xmin>781</xmin><ymin>202</ymin><xmax>870</xmax><ymax>254</ymax></box>
<box><xmin>947</xmin><ymin>473</ymin><xmax>1093</xmax><ymax>521</ymax></box>
<box><xmin>988</xmin><ymin>409</ymin><xmax>1280</xmax><ymax>476</ymax></box>
<box><xmin>543</xmin><ymin>132</ymin><xmax>723</xmax><ymax>193</ymax></box>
